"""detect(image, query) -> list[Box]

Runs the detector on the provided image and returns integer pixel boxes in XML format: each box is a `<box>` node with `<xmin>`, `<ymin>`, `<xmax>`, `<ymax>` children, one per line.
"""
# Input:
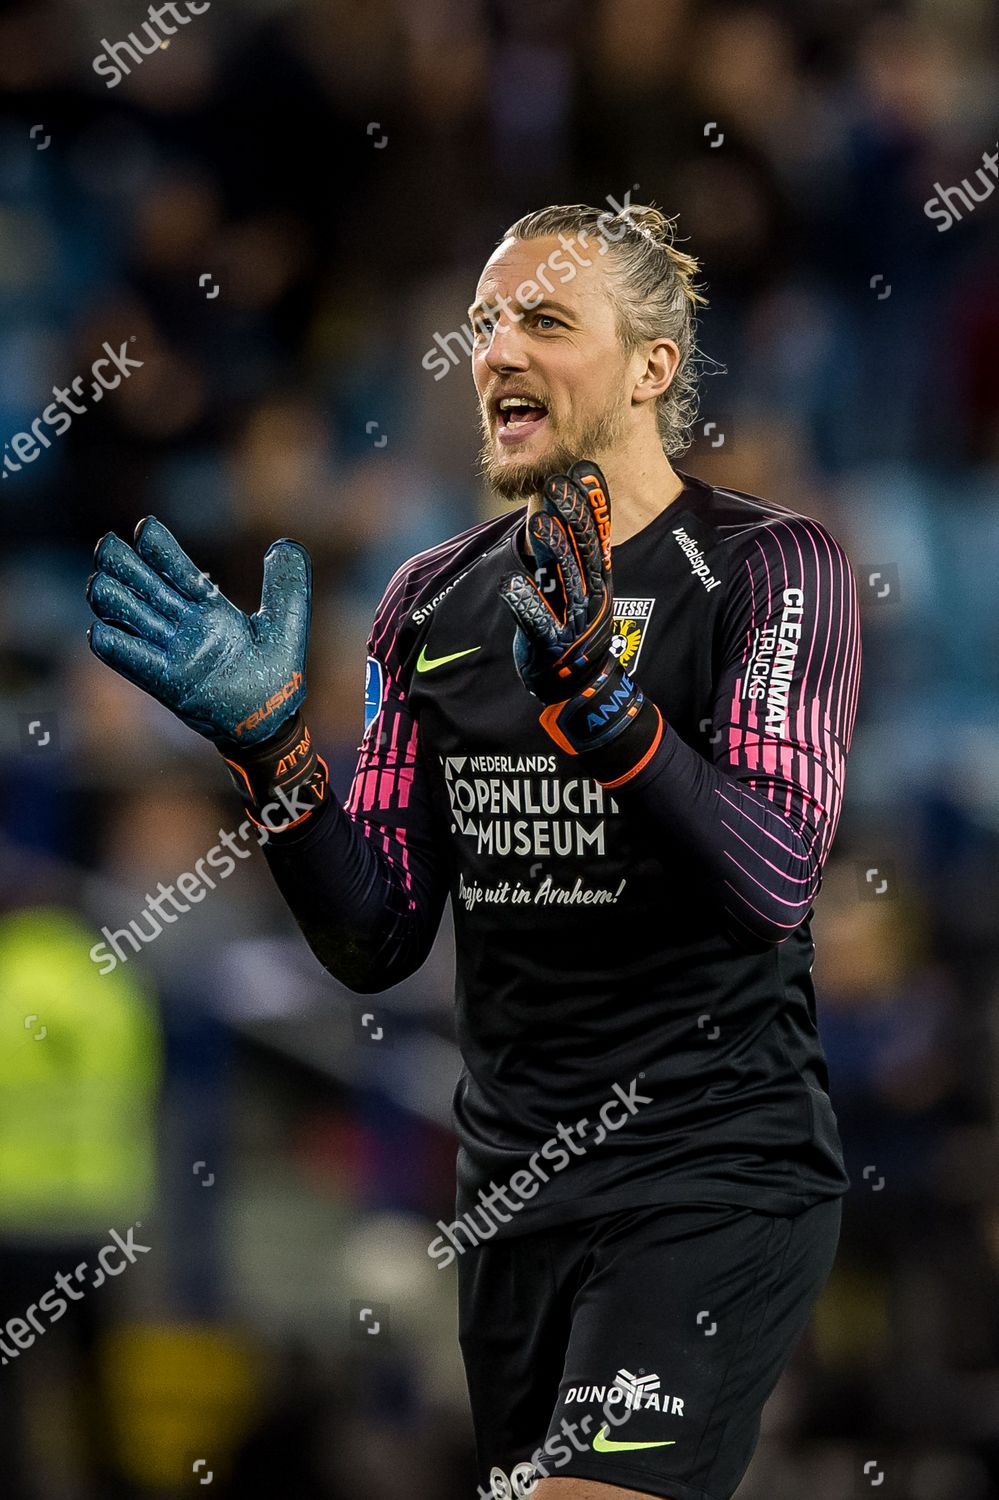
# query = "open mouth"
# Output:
<box><xmin>494</xmin><ymin>394</ymin><xmax>550</xmax><ymax>446</ymax></box>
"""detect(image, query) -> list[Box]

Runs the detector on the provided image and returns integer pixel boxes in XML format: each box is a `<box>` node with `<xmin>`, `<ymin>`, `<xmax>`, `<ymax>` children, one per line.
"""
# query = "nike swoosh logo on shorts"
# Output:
<box><xmin>592</xmin><ymin>1425</ymin><xmax>676</xmax><ymax>1453</ymax></box>
<box><xmin>415</xmin><ymin>644</ymin><xmax>481</xmax><ymax>673</ymax></box>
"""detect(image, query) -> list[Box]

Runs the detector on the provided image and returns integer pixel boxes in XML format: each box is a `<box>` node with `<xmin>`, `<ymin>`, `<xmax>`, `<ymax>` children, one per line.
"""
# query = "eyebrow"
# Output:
<box><xmin>466</xmin><ymin>296</ymin><xmax>578</xmax><ymax>321</ymax></box>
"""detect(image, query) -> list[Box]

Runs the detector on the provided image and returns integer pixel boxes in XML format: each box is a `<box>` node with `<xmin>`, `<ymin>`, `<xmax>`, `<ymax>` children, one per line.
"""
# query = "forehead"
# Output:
<box><xmin>472</xmin><ymin>234</ymin><xmax>618</xmax><ymax>325</ymax></box>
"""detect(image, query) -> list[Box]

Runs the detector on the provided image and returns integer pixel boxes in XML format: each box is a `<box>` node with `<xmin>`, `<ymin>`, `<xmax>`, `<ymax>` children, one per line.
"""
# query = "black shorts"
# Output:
<box><xmin>457</xmin><ymin>1195</ymin><xmax>841</xmax><ymax>1500</ymax></box>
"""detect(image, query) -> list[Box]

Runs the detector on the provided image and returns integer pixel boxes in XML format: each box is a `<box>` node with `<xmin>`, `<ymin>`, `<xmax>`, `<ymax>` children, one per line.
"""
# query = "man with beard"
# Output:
<box><xmin>86</xmin><ymin>203</ymin><xmax>861</xmax><ymax>1500</ymax></box>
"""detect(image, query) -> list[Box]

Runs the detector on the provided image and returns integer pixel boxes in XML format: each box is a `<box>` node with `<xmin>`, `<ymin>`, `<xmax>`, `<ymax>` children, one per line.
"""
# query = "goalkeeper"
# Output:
<box><xmin>87</xmin><ymin>203</ymin><xmax>861</xmax><ymax>1500</ymax></box>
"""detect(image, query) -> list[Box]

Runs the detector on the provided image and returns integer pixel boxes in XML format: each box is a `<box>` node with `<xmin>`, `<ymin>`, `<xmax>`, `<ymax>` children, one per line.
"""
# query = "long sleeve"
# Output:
<box><xmin>259</xmin><ymin>693</ymin><xmax>449</xmax><ymax>992</ymax></box>
<box><xmin>584</xmin><ymin>516</ymin><xmax>862</xmax><ymax>946</ymax></box>
<box><xmin>228</xmin><ymin>513</ymin><xmax>523</xmax><ymax>990</ymax></box>
<box><xmin>225</xmin><ymin>543</ymin><xmax>466</xmax><ymax>992</ymax></box>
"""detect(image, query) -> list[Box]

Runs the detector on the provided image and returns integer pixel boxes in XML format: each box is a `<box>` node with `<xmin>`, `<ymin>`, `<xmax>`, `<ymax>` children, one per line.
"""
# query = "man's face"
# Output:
<box><xmin>470</xmin><ymin>234</ymin><xmax>635</xmax><ymax>500</ymax></box>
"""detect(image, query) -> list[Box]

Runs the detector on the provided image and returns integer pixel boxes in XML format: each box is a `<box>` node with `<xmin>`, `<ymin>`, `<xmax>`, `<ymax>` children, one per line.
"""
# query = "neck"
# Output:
<box><xmin>523</xmin><ymin>438</ymin><xmax>685</xmax><ymax>552</ymax></box>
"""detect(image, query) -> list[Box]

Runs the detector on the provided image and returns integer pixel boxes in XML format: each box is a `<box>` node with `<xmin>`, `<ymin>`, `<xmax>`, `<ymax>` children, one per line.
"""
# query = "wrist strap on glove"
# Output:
<box><xmin>219</xmin><ymin>710</ymin><xmax>328</xmax><ymax>831</ymax></box>
<box><xmin>538</xmin><ymin>660</ymin><xmax>664</xmax><ymax>787</ymax></box>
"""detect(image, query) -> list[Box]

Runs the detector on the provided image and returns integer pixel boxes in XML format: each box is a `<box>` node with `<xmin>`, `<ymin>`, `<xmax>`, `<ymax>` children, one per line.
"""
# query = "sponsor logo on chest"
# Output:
<box><xmin>670</xmin><ymin>525</ymin><xmax>722</xmax><ymax>592</ymax></box>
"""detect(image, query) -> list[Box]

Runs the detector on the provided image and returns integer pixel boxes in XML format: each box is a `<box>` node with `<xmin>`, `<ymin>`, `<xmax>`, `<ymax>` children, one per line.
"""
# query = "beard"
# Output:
<box><xmin>477</xmin><ymin>391</ymin><xmax>628</xmax><ymax>501</ymax></box>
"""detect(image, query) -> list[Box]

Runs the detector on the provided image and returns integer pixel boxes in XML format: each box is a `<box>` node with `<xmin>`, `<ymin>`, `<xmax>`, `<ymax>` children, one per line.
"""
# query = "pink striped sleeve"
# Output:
<box><xmin>603</xmin><ymin>514</ymin><xmax>862</xmax><ymax>946</ymax></box>
<box><xmin>710</xmin><ymin>517</ymin><xmax>861</xmax><ymax>938</ymax></box>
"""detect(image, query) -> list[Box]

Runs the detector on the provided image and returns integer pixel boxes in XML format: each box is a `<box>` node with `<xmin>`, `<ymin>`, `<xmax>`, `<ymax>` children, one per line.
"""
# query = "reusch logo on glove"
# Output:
<box><xmin>576</xmin><ymin>470</ymin><xmax>612</xmax><ymax>571</ymax></box>
<box><xmin>234</xmin><ymin>671</ymin><xmax>303</xmax><ymax>738</ymax></box>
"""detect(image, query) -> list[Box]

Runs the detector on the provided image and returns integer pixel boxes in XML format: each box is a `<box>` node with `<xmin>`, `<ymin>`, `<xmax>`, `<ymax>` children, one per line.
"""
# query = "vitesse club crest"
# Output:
<box><xmin>609</xmin><ymin>597</ymin><xmax>655</xmax><ymax>674</ymax></box>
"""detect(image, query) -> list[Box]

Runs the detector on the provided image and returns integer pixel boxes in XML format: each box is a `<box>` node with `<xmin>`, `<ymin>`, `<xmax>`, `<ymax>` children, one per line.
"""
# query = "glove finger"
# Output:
<box><xmin>531</xmin><ymin>506</ymin><xmax>587</xmax><ymax>628</ymax></box>
<box><xmin>542</xmin><ymin>473</ymin><xmax>605</xmax><ymax>599</ymax></box>
<box><xmin>499</xmin><ymin>571</ymin><xmax>587</xmax><ymax>700</ymax></box>
<box><xmin>88</xmin><ymin>619</ymin><xmax>169</xmax><ymax>693</ymax></box>
<box><xmin>498</xmin><ymin>570</ymin><xmax>563</xmax><ymax>650</ymax></box>
<box><xmin>134</xmin><ymin>516</ymin><xmax>220</xmax><ymax>604</ymax></box>
<box><xmin>92</xmin><ymin>532</ymin><xmax>187</xmax><ymax>624</ymax></box>
<box><xmin>566</xmin><ymin>459</ymin><xmax>613</xmax><ymax>583</ymax></box>
<box><xmin>86</xmin><ymin>572</ymin><xmax>174</xmax><ymax>648</ymax></box>
<box><xmin>526</xmin><ymin>511</ymin><xmax>568</xmax><ymax>624</ymax></box>
<box><xmin>541</xmin><ymin>470</ymin><xmax>616</xmax><ymax>679</ymax></box>
<box><xmin>256</xmin><ymin>539</ymin><xmax>312</xmax><ymax>655</ymax></box>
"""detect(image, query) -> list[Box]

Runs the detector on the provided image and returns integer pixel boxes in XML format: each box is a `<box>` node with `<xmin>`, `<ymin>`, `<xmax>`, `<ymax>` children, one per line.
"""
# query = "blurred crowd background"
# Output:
<box><xmin>1</xmin><ymin>0</ymin><xmax>998</xmax><ymax>1495</ymax></box>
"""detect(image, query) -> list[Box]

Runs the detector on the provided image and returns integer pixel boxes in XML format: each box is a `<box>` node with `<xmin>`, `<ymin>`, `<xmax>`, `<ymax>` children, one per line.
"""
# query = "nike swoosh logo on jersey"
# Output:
<box><xmin>592</xmin><ymin>1426</ymin><xmax>676</xmax><ymax>1453</ymax></box>
<box><xmin>416</xmin><ymin>644</ymin><xmax>481</xmax><ymax>673</ymax></box>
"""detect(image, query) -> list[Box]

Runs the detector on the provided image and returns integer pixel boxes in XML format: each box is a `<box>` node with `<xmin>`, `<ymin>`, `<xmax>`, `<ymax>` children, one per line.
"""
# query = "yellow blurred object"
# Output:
<box><xmin>813</xmin><ymin>1264</ymin><xmax>891</xmax><ymax>1367</ymax></box>
<box><xmin>102</xmin><ymin>1323</ymin><xmax>260</xmax><ymax>1490</ymax></box>
<box><xmin>0</xmin><ymin>906</ymin><xmax>161</xmax><ymax>1232</ymax></box>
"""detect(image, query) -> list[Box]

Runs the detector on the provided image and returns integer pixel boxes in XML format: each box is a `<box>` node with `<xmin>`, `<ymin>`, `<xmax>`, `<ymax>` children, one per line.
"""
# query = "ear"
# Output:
<box><xmin>631</xmin><ymin>338</ymin><xmax>680</xmax><ymax>408</ymax></box>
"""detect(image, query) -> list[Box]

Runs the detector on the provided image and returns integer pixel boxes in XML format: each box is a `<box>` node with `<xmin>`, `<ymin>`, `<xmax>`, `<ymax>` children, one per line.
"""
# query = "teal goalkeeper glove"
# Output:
<box><xmin>498</xmin><ymin>460</ymin><xmax>663</xmax><ymax>785</ymax></box>
<box><xmin>86</xmin><ymin>517</ymin><xmax>311</xmax><ymax>748</ymax></box>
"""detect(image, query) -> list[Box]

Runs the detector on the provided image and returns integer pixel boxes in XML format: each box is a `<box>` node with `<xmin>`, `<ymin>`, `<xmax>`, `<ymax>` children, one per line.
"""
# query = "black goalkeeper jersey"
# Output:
<box><xmin>262</xmin><ymin>470</ymin><xmax>862</xmax><ymax>1233</ymax></box>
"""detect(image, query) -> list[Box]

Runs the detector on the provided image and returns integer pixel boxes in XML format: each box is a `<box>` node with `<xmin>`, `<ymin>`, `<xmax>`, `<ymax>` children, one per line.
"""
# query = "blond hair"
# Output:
<box><xmin>501</xmin><ymin>202</ymin><xmax>707</xmax><ymax>458</ymax></box>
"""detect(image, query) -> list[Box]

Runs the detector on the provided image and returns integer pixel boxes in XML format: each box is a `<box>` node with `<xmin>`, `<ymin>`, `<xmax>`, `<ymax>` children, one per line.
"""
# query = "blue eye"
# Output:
<box><xmin>472</xmin><ymin>310</ymin><xmax>564</xmax><ymax>338</ymax></box>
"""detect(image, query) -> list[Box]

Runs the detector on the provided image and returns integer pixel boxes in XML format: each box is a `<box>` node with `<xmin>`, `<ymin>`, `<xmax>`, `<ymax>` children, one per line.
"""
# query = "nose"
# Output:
<box><xmin>481</xmin><ymin>313</ymin><xmax>530</xmax><ymax>375</ymax></box>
